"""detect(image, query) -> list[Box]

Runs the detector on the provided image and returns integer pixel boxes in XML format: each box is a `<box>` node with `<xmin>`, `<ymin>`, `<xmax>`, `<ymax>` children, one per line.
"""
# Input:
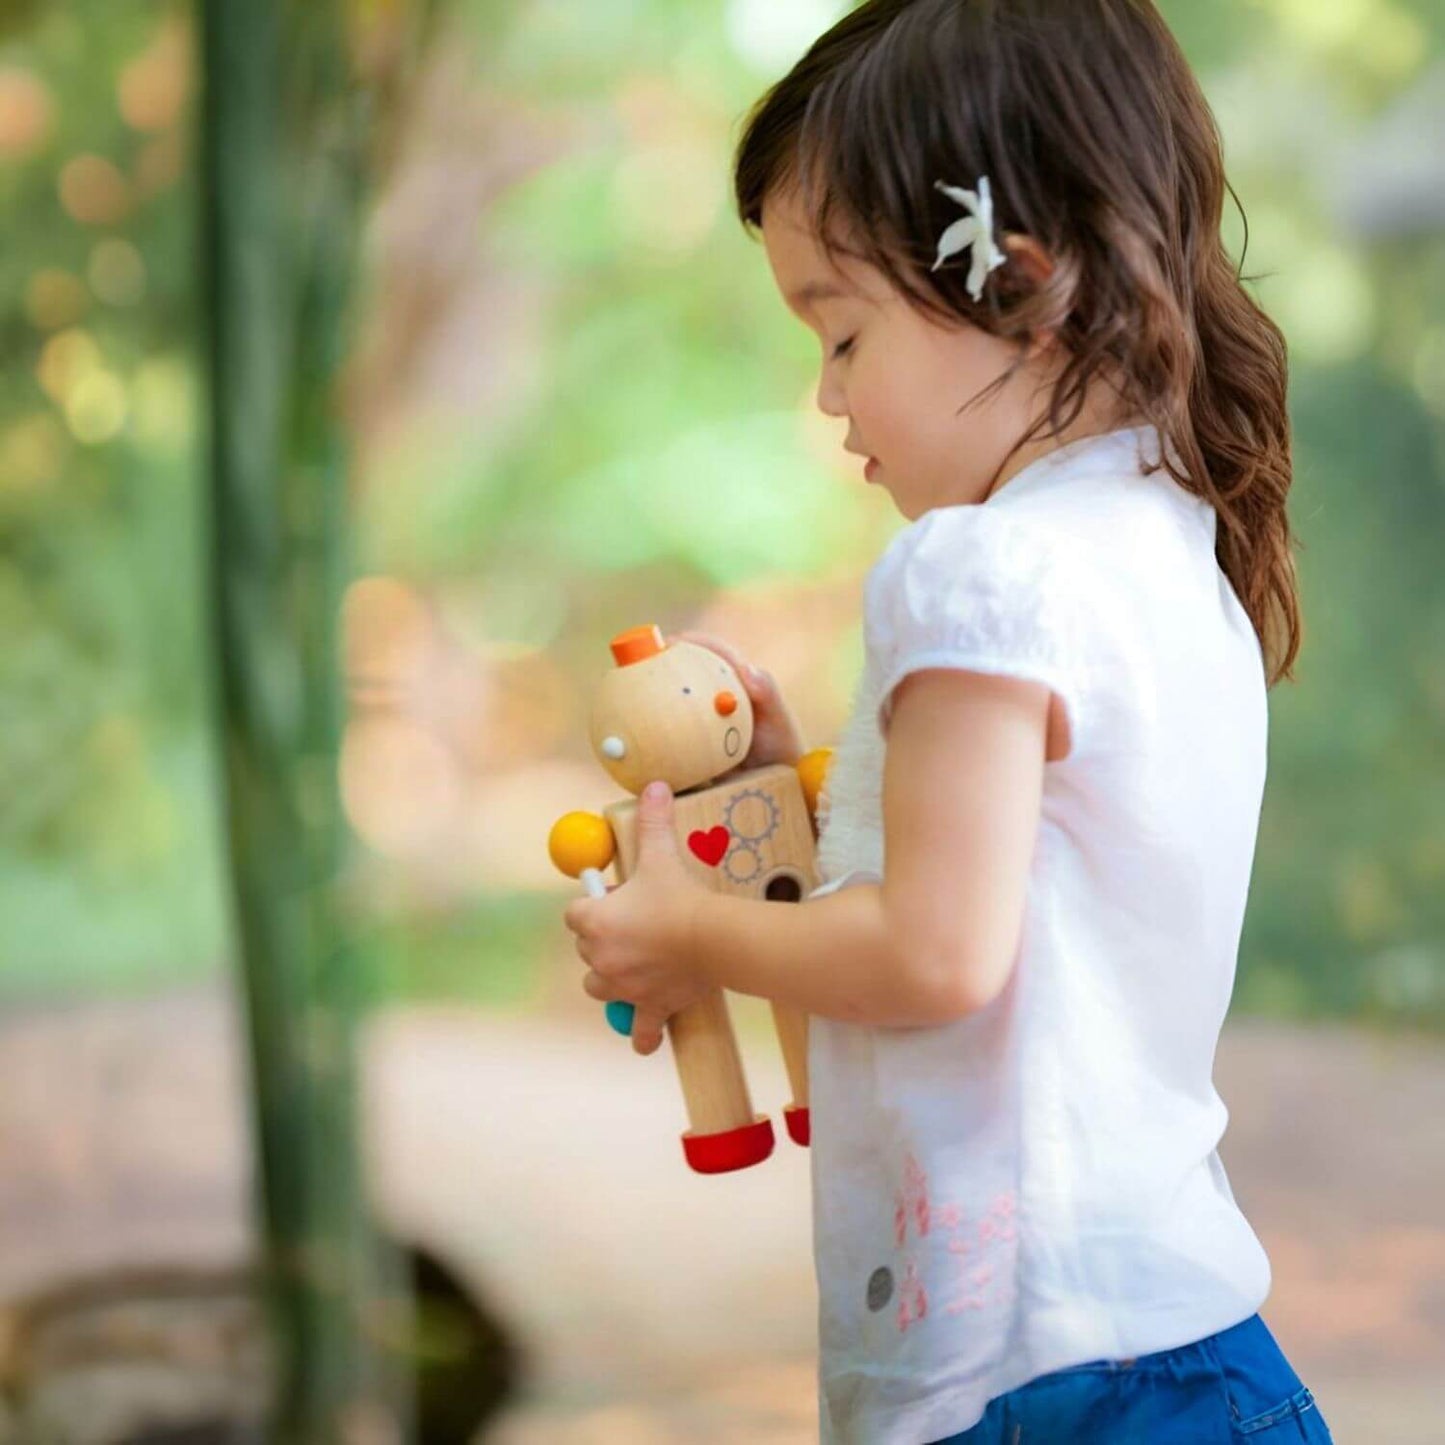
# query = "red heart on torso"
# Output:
<box><xmin>687</xmin><ymin>826</ymin><xmax>729</xmax><ymax>867</ymax></box>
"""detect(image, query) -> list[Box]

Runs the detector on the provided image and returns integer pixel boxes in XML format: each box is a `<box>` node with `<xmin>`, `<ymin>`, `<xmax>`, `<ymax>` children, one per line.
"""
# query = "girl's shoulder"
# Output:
<box><xmin>864</xmin><ymin>502</ymin><xmax>1089</xmax><ymax>632</ymax></box>
<box><xmin>862</xmin><ymin>501</ymin><xmax>1098</xmax><ymax>683</ymax></box>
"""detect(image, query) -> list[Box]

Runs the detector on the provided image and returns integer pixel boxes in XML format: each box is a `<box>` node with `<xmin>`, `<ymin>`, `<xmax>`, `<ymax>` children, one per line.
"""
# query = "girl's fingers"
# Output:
<box><xmin>670</xmin><ymin>628</ymin><xmax>730</xmax><ymax>655</ymax></box>
<box><xmin>671</xmin><ymin>630</ymin><xmax>747</xmax><ymax>678</ymax></box>
<box><xmin>670</xmin><ymin>630</ymin><xmax>766</xmax><ymax>694</ymax></box>
<box><xmin>631</xmin><ymin>1009</ymin><xmax>668</xmax><ymax>1056</ymax></box>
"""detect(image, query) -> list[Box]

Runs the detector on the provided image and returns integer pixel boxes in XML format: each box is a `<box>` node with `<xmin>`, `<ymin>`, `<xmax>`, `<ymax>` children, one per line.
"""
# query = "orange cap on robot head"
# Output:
<box><xmin>610</xmin><ymin>624</ymin><xmax>667</xmax><ymax>668</ymax></box>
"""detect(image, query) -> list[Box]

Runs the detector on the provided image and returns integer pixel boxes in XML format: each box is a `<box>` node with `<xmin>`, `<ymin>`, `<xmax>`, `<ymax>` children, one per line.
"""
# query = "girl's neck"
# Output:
<box><xmin>986</xmin><ymin>385</ymin><xmax>1146</xmax><ymax>503</ymax></box>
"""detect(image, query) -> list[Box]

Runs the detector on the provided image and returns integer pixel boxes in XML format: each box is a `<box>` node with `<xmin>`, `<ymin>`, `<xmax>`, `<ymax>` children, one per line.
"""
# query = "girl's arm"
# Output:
<box><xmin>684</xmin><ymin>666</ymin><xmax>1051</xmax><ymax>1027</ymax></box>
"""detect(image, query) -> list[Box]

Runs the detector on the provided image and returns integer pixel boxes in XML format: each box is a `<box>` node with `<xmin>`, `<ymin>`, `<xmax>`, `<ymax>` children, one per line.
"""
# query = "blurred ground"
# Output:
<box><xmin>0</xmin><ymin>979</ymin><xmax>1441</xmax><ymax>1442</ymax></box>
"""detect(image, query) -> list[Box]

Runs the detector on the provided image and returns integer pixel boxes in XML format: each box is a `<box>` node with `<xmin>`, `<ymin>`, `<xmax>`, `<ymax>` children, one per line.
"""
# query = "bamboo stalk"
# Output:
<box><xmin>198</xmin><ymin>0</ymin><xmax>417</xmax><ymax>1436</ymax></box>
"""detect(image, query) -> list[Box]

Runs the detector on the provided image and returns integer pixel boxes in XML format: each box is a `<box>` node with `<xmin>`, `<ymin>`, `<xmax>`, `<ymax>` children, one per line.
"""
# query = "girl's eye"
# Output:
<box><xmin>831</xmin><ymin>336</ymin><xmax>856</xmax><ymax>360</ymax></box>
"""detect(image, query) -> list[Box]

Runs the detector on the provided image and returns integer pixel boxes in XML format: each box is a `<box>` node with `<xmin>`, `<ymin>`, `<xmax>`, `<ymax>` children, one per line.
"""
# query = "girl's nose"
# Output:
<box><xmin>714</xmin><ymin>690</ymin><xmax>738</xmax><ymax>716</ymax></box>
<box><xmin>815</xmin><ymin>376</ymin><xmax>848</xmax><ymax>419</ymax></box>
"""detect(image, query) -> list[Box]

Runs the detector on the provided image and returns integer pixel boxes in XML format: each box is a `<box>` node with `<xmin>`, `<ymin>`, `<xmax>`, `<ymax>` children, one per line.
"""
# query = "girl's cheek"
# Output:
<box><xmin>853</xmin><ymin>375</ymin><xmax>886</xmax><ymax>432</ymax></box>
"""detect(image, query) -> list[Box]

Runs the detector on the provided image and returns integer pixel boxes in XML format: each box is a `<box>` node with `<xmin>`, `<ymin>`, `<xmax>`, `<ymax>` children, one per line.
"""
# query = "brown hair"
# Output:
<box><xmin>732</xmin><ymin>0</ymin><xmax>1301</xmax><ymax>685</ymax></box>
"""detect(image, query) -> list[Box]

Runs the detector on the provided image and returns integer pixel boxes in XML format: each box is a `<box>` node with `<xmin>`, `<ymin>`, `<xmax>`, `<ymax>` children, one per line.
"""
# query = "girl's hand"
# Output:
<box><xmin>666</xmin><ymin>629</ymin><xmax>807</xmax><ymax>774</ymax></box>
<box><xmin>563</xmin><ymin>781</ymin><xmax>713</xmax><ymax>1057</ymax></box>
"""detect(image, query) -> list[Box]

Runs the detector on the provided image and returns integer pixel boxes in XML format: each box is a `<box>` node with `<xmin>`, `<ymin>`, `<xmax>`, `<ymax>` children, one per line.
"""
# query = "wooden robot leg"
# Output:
<box><xmin>606</xmin><ymin>762</ymin><xmax>819</xmax><ymax>1169</ymax></box>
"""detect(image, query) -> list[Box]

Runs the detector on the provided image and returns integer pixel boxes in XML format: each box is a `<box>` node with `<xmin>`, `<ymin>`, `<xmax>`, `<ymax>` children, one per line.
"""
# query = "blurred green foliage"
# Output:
<box><xmin>2</xmin><ymin>0</ymin><xmax>1443</xmax><ymax>1026</ymax></box>
<box><xmin>0</xmin><ymin>2</ymin><xmax>220</xmax><ymax>993</ymax></box>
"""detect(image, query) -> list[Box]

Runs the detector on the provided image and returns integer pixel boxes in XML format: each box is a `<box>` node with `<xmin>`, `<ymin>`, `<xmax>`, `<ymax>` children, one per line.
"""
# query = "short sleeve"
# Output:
<box><xmin>865</xmin><ymin>506</ymin><xmax>1089</xmax><ymax>749</ymax></box>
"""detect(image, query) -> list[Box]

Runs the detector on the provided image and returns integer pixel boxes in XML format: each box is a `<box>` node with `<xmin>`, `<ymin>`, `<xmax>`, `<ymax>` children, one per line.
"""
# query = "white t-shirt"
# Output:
<box><xmin>805</xmin><ymin>425</ymin><xmax>1272</xmax><ymax>1445</ymax></box>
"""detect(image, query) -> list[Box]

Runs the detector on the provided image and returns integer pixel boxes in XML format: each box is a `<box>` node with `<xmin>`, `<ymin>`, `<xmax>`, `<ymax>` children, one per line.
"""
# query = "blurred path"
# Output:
<box><xmin>0</xmin><ymin>984</ymin><xmax>1441</xmax><ymax>1441</ymax></box>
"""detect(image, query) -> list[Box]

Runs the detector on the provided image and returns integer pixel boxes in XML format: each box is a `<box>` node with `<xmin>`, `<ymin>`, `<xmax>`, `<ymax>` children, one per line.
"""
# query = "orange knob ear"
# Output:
<box><xmin>796</xmin><ymin>747</ymin><xmax>835</xmax><ymax>818</ymax></box>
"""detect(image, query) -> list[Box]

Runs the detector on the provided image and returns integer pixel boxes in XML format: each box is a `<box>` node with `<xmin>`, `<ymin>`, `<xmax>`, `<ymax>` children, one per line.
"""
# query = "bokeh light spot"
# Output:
<box><xmin>723</xmin><ymin>0</ymin><xmax>848</xmax><ymax>72</ymax></box>
<box><xmin>38</xmin><ymin>327</ymin><xmax>102</xmax><ymax>403</ymax></box>
<box><xmin>65</xmin><ymin>371</ymin><xmax>129</xmax><ymax>445</ymax></box>
<box><xmin>59</xmin><ymin>154</ymin><xmax>132</xmax><ymax>226</ymax></box>
<box><xmin>118</xmin><ymin>17</ymin><xmax>191</xmax><ymax>132</ymax></box>
<box><xmin>89</xmin><ymin>238</ymin><xmax>147</xmax><ymax>306</ymax></box>
<box><xmin>25</xmin><ymin>269</ymin><xmax>89</xmax><ymax>331</ymax></box>
<box><xmin>0</xmin><ymin>68</ymin><xmax>53</xmax><ymax>157</ymax></box>
<box><xmin>340</xmin><ymin>717</ymin><xmax>459</xmax><ymax>856</ymax></box>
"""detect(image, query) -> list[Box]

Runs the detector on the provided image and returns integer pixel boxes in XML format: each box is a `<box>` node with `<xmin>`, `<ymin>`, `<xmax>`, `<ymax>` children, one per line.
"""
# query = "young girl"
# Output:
<box><xmin>563</xmin><ymin>1</ymin><xmax>1333</xmax><ymax>1440</ymax></box>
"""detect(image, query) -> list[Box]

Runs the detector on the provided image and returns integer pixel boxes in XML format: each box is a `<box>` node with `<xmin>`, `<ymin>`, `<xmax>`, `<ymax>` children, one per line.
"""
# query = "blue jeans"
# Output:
<box><xmin>928</xmin><ymin>1313</ymin><xmax>1333</xmax><ymax>1443</ymax></box>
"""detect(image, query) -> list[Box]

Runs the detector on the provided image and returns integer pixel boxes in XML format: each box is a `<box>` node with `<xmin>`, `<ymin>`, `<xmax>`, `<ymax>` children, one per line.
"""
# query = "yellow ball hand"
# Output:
<box><xmin>548</xmin><ymin>811</ymin><xmax>617</xmax><ymax>879</ymax></box>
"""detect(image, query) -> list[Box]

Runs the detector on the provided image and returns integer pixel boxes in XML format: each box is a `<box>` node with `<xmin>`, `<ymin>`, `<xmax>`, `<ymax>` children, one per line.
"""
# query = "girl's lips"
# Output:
<box><xmin>865</xmin><ymin>457</ymin><xmax>880</xmax><ymax>482</ymax></box>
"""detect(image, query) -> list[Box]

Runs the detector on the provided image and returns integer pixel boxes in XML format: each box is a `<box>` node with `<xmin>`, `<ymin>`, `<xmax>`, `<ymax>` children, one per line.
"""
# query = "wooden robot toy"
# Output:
<box><xmin>548</xmin><ymin>623</ymin><xmax>833</xmax><ymax>1175</ymax></box>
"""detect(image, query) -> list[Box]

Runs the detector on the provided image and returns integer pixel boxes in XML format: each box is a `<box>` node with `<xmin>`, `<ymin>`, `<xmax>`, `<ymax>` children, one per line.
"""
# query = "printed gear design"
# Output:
<box><xmin>720</xmin><ymin>786</ymin><xmax>782</xmax><ymax>886</ymax></box>
<box><xmin>723</xmin><ymin>846</ymin><xmax>764</xmax><ymax>885</ymax></box>
<box><xmin>723</xmin><ymin>787</ymin><xmax>781</xmax><ymax>843</ymax></box>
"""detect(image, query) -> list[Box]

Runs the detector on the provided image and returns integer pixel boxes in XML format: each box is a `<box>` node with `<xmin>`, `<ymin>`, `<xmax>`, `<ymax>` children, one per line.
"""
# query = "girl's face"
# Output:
<box><xmin>760</xmin><ymin>186</ymin><xmax>1052</xmax><ymax>519</ymax></box>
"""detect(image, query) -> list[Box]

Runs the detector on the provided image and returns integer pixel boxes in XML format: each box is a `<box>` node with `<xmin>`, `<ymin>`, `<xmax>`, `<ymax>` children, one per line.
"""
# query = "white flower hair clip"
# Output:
<box><xmin>931</xmin><ymin>175</ymin><xmax>1007</xmax><ymax>301</ymax></box>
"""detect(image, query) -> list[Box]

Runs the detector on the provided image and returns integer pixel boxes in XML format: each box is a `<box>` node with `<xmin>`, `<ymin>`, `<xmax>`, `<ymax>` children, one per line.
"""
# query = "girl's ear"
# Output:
<box><xmin>1001</xmin><ymin>232</ymin><xmax>1059</xmax><ymax>358</ymax></box>
<box><xmin>1001</xmin><ymin>232</ymin><xmax>1055</xmax><ymax>287</ymax></box>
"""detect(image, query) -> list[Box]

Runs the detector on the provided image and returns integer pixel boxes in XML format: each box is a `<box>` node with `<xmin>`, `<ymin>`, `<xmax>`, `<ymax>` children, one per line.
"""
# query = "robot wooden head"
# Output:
<box><xmin>590</xmin><ymin>624</ymin><xmax>755</xmax><ymax>797</ymax></box>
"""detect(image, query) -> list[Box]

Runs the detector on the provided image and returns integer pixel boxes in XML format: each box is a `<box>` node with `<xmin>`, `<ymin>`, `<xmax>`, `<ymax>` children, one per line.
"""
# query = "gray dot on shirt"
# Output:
<box><xmin>866</xmin><ymin>1266</ymin><xmax>894</xmax><ymax>1312</ymax></box>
